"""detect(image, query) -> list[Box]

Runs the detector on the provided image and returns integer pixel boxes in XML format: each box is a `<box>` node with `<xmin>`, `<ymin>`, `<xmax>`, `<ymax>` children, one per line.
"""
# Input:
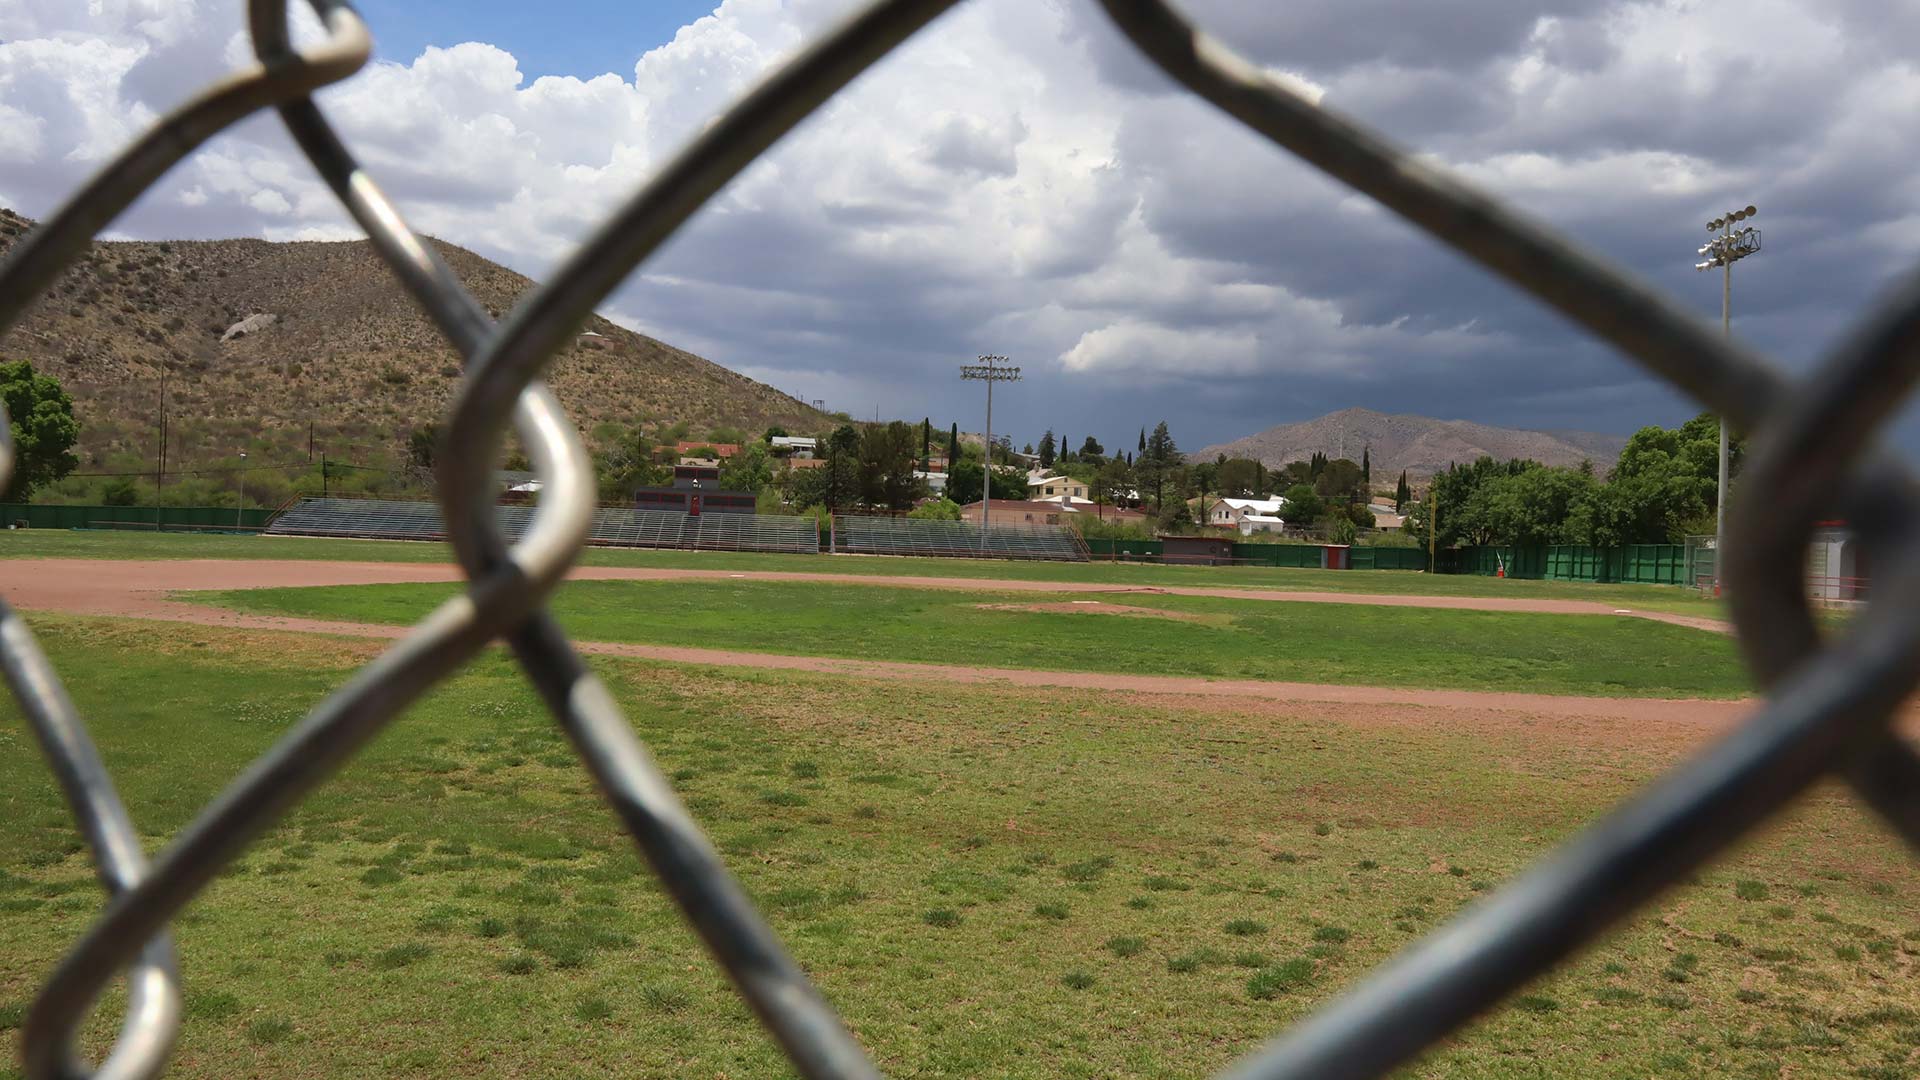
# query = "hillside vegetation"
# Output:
<box><xmin>0</xmin><ymin>207</ymin><xmax>826</xmax><ymax>501</ymax></box>
<box><xmin>1198</xmin><ymin>407</ymin><xmax>1626</xmax><ymax>479</ymax></box>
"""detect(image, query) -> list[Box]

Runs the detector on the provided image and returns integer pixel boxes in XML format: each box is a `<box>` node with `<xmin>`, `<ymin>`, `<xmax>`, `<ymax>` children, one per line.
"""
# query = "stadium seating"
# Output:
<box><xmin>832</xmin><ymin>515</ymin><xmax>1088</xmax><ymax>561</ymax></box>
<box><xmin>267</xmin><ymin>498</ymin><xmax>819</xmax><ymax>554</ymax></box>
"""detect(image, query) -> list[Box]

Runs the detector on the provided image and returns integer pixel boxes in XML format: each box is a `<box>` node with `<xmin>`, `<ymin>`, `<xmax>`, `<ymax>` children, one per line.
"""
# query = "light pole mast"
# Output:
<box><xmin>959</xmin><ymin>354</ymin><xmax>1019</xmax><ymax>548</ymax></box>
<box><xmin>1694</xmin><ymin>204</ymin><xmax>1761</xmax><ymax>591</ymax></box>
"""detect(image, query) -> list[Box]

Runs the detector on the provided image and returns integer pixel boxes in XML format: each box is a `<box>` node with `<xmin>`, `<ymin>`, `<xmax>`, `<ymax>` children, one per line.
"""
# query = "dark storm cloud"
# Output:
<box><xmin>10</xmin><ymin>0</ymin><xmax>1917</xmax><ymax>459</ymax></box>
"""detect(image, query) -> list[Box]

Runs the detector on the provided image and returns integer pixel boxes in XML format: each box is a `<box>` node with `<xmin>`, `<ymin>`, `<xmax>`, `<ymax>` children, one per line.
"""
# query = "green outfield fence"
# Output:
<box><xmin>1442</xmin><ymin>543</ymin><xmax>1690</xmax><ymax>585</ymax></box>
<box><xmin>0</xmin><ymin>503</ymin><xmax>272</xmax><ymax>532</ymax></box>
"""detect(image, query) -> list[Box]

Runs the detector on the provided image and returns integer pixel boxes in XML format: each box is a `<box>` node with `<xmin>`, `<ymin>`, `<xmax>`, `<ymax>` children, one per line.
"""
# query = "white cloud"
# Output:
<box><xmin>2</xmin><ymin>0</ymin><xmax>1915</xmax><ymax>447</ymax></box>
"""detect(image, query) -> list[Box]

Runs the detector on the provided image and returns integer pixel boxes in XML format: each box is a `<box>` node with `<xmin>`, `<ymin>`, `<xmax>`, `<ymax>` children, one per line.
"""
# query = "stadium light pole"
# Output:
<box><xmin>960</xmin><ymin>354</ymin><xmax>1019</xmax><ymax>547</ymax></box>
<box><xmin>1693</xmin><ymin>204</ymin><xmax>1761</xmax><ymax>591</ymax></box>
<box><xmin>235</xmin><ymin>451</ymin><xmax>247</xmax><ymax>528</ymax></box>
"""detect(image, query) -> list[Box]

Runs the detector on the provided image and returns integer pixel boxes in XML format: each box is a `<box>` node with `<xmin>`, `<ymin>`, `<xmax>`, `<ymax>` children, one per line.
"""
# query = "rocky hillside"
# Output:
<box><xmin>1197</xmin><ymin>407</ymin><xmax>1627</xmax><ymax>479</ymax></box>
<box><xmin>0</xmin><ymin>207</ymin><xmax>826</xmax><ymax>476</ymax></box>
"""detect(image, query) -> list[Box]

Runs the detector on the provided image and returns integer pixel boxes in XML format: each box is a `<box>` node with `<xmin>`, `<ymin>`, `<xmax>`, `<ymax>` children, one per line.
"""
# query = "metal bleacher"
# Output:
<box><xmin>267</xmin><ymin>498</ymin><xmax>819</xmax><ymax>554</ymax></box>
<box><xmin>832</xmin><ymin>514</ymin><xmax>1089</xmax><ymax>562</ymax></box>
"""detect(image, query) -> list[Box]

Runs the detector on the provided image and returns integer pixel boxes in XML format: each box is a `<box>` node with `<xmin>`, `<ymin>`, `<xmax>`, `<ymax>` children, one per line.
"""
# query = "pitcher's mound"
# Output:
<box><xmin>972</xmin><ymin>601</ymin><xmax>1224</xmax><ymax>624</ymax></box>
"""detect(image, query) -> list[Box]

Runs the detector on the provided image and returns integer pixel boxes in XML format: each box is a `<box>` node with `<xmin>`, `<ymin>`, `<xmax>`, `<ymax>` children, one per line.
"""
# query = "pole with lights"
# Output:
<box><xmin>959</xmin><ymin>354</ymin><xmax>1020</xmax><ymax>548</ymax></box>
<box><xmin>1694</xmin><ymin>203</ymin><xmax>1761</xmax><ymax>591</ymax></box>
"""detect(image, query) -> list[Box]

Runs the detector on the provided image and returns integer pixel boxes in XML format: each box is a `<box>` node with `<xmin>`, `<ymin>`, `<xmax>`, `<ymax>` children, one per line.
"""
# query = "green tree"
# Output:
<box><xmin>762</xmin><ymin>425</ymin><xmax>789</xmax><ymax>443</ymax></box>
<box><xmin>1362</xmin><ymin>445</ymin><xmax>1371</xmax><ymax>489</ymax></box>
<box><xmin>859</xmin><ymin>420</ymin><xmax>923</xmax><ymax>511</ymax></box>
<box><xmin>1473</xmin><ymin>464</ymin><xmax>1596</xmax><ymax>547</ymax></box>
<box><xmin>947</xmin><ymin>421</ymin><xmax>959</xmax><ymax>468</ymax></box>
<box><xmin>0</xmin><ymin>360</ymin><xmax>79</xmax><ymax>502</ymax></box>
<box><xmin>594</xmin><ymin>429</ymin><xmax>667</xmax><ymax>503</ymax></box>
<box><xmin>718</xmin><ymin>441</ymin><xmax>774</xmax><ymax>493</ymax></box>
<box><xmin>1078</xmin><ymin>435</ymin><xmax>1104</xmax><ymax>461</ymax></box>
<box><xmin>406</xmin><ymin>423</ymin><xmax>440</xmax><ymax>471</ymax></box>
<box><xmin>1093</xmin><ymin>456</ymin><xmax>1133</xmax><ymax>509</ymax></box>
<box><xmin>1139</xmin><ymin>421</ymin><xmax>1182</xmax><ymax>509</ymax></box>
<box><xmin>1217</xmin><ymin>457</ymin><xmax>1265</xmax><ymax>497</ymax></box>
<box><xmin>1281</xmin><ymin>483</ymin><xmax>1323</xmax><ymax>525</ymax></box>
<box><xmin>947</xmin><ymin>458</ymin><xmax>1026</xmax><ymax>503</ymax></box>
<box><xmin>1394</xmin><ymin>470</ymin><xmax>1410</xmax><ymax>512</ymax></box>
<box><xmin>1315</xmin><ymin>458</ymin><xmax>1365</xmax><ymax>501</ymax></box>
<box><xmin>907</xmin><ymin>497</ymin><xmax>961</xmax><ymax>520</ymax></box>
<box><xmin>822</xmin><ymin>423</ymin><xmax>863</xmax><ymax>515</ymax></box>
<box><xmin>920</xmin><ymin>417</ymin><xmax>931</xmax><ymax>469</ymax></box>
<box><xmin>1038</xmin><ymin>429</ymin><xmax>1056</xmax><ymax>470</ymax></box>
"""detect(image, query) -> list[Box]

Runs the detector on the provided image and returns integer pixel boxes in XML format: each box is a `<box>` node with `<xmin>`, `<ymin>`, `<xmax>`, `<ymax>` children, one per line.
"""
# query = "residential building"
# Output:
<box><xmin>770</xmin><ymin>436</ymin><xmax>817</xmax><ymax>458</ymax></box>
<box><xmin>1368</xmin><ymin>503</ymin><xmax>1405</xmax><ymax>531</ymax></box>
<box><xmin>1027</xmin><ymin>474</ymin><xmax>1090</xmax><ymax>504</ymax></box>
<box><xmin>915</xmin><ymin>470</ymin><xmax>949</xmax><ymax>494</ymax></box>
<box><xmin>1204</xmin><ymin>496</ymin><xmax>1288</xmax><ymax>536</ymax></box>
<box><xmin>672</xmin><ymin>441</ymin><xmax>740</xmax><ymax>459</ymax></box>
<box><xmin>958</xmin><ymin>499</ymin><xmax>1075</xmax><ymax>526</ymax></box>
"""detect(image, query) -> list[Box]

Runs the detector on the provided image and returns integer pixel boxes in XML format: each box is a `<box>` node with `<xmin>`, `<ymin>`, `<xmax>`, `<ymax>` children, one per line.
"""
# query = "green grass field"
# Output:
<box><xmin>193</xmin><ymin>578</ymin><xmax>1749</xmax><ymax>698</ymax></box>
<box><xmin>0</xmin><ymin>530</ymin><xmax>1723</xmax><ymax>616</ymax></box>
<box><xmin>2</xmin><ymin>618</ymin><xmax>1913</xmax><ymax>1079</ymax></box>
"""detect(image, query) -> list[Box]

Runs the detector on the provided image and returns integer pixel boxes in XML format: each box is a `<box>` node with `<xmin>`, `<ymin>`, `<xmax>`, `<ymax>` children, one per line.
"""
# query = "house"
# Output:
<box><xmin>1205</xmin><ymin>497</ymin><xmax>1287</xmax><ymax>536</ymax></box>
<box><xmin>632</xmin><ymin>462</ymin><xmax>754</xmax><ymax>516</ymax></box>
<box><xmin>1027</xmin><ymin>474</ymin><xmax>1091</xmax><ymax>504</ymax></box>
<box><xmin>677</xmin><ymin>457</ymin><xmax>722</xmax><ymax>469</ymax></box>
<box><xmin>1368</xmin><ymin>503</ymin><xmax>1405</xmax><ymax>531</ymax></box>
<box><xmin>915</xmin><ymin>469</ymin><xmax>949</xmax><ymax>494</ymax></box>
<box><xmin>769</xmin><ymin>436</ymin><xmax>817</xmax><ymax>458</ymax></box>
<box><xmin>958</xmin><ymin>499</ymin><xmax>1076</xmax><ymax>526</ymax></box>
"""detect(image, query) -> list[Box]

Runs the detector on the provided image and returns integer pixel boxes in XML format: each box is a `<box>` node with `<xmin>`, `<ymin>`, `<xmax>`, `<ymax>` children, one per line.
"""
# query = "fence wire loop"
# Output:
<box><xmin>3</xmin><ymin>1</ymin><xmax>1918</xmax><ymax>1078</ymax></box>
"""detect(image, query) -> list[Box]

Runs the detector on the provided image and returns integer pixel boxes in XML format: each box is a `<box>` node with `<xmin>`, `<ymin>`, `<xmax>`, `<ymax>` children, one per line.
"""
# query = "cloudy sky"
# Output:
<box><xmin>5</xmin><ymin>0</ymin><xmax>1918</xmax><ymax>455</ymax></box>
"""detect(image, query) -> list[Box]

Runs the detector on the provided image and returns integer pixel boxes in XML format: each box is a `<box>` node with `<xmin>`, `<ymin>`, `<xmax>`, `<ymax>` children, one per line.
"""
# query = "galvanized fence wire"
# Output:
<box><xmin>1</xmin><ymin>0</ymin><xmax>1917</xmax><ymax>1077</ymax></box>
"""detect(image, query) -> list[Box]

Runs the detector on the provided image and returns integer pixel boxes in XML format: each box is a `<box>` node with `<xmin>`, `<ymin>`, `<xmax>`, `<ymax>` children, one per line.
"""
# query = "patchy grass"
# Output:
<box><xmin>194</xmin><ymin>578</ymin><xmax>1747</xmax><ymax>698</ymax></box>
<box><xmin>0</xmin><ymin>615</ymin><xmax>1908</xmax><ymax>1078</ymax></box>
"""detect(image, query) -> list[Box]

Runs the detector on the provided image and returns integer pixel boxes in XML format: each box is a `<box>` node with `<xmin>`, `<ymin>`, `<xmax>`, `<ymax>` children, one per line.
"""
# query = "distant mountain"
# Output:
<box><xmin>0</xmin><ymin>207</ymin><xmax>827</xmax><ymax>475</ymax></box>
<box><xmin>1196</xmin><ymin>408</ymin><xmax>1627</xmax><ymax>480</ymax></box>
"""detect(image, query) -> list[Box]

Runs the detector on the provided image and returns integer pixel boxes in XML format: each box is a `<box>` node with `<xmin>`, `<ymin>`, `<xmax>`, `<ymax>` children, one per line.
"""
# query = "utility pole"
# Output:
<box><xmin>154</xmin><ymin>359</ymin><xmax>169</xmax><ymax>501</ymax></box>
<box><xmin>1428</xmin><ymin>485</ymin><xmax>1437</xmax><ymax>571</ymax></box>
<box><xmin>235</xmin><ymin>451</ymin><xmax>247</xmax><ymax>528</ymax></box>
<box><xmin>960</xmin><ymin>354</ymin><xmax>1020</xmax><ymax>548</ymax></box>
<box><xmin>1694</xmin><ymin>204</ymin><xmax>1761</xmax><ymax>592</ymax></box>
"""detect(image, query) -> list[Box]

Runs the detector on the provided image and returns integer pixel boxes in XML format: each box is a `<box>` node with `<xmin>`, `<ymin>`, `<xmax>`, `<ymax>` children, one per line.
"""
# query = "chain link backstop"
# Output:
<box><xmin>4</xmin><ymin>3</ymin><xmax>1919</xmax><ymax>1079</ymax></box>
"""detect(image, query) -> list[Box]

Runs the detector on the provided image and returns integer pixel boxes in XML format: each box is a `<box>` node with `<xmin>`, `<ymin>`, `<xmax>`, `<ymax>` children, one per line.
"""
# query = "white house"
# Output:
<box><xmin>1207</xmin><ymin>497</ymin><xmax>1288</xmax><ymax>535</ymax></box>
<box><xmin>770</xmin><ymin>435</ymin><xmax>817</xmax><ymax>458</ymax></box>
<box><xmin>915</xmin><ymin>469</ymin><xmax>949</xmax><ymax>494</ymax></box>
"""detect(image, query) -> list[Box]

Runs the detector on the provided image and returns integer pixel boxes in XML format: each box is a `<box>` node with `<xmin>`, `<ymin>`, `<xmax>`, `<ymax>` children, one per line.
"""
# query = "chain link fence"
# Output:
<box><xmin>4</xmin><ymin>2</ymin><xmax>1918</xmax><ymax>1078</ymax></box>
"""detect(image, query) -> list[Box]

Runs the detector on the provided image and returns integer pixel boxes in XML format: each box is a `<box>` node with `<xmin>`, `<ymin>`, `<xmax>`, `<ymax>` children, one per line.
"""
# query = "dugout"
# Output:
<box><xmin>1160</xmin><ymin>534</ymin><xmax>1235</xmax><ymax>565</ymax></box>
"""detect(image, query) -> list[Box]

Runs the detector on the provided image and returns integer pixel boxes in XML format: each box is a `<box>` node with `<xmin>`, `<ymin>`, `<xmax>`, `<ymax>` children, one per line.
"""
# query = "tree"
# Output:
<box><xmin>859</xmin><ymin>420</ymin><xmax>923</xmax><ymax>512</ymax></box>
<box><xmin>1138</xmin><ymin>428</ymin><xmax>1146</xmax><ymax>454</ymax></box>
<box><xmin>1217</xmin><ymin>457</ymin><xmax>1264</xmax><ymax>498</ymax></box>
<box><xmin>1139</xmin><ymin>421</ymin><xmax>1182</xmax><ymax>509</ymax></box>
<box><xmin>822</xmin><ymin>423</ymin><xmax>863</xmax><ymax>515</ymax></box>
<box><xmin>406</xmin><ymin>423</ymin><xmax>440</xmax><ymax>471</ymax></box>
<box><xmin>948</xmin><ymin>458</ymin><xmax>1026</xmax><ymax>502</ymax></box>
<box><xmin>1395</xmin><ymin>470</ymin><xmax>1410</xmax><ymax>512</ymax></box>
<box><xmin>595</xmin><ymin>428</ymin><xmax>667</xmax><ymax>503</ymax></box>
<box><xmin>0</xmin><ymin>360</ymin><xmax>78</xmax><ymax>502</ymax></box>
<box><xmin>920</xmin><ymin>417</ymin><xmax>931</xmax><ymax>469</ymax></box>
<box><xmin>1093</xmin><ymin>456</ymin><xmax>1134</xmax><ymax>509</ymax></box>
<box><xmin>1038</xmin><ymin>430</ymin><xmax>1055</xmax><ymax>470</ymax></box>
<box><xmin>1362</xmin><ymin>445</ymin><xmax>1371</xmax><ymax>489</ymax></box>
<box><xmin>908</xmin><ymin>497</ymin><xmax>961</xmax><ymax>520</ymax></box>
<box><xmin>1472</xmin><ymin>464</ymin><xmax>1596</xmax><ymax>547</ymax></box>
<box><xmin>1281</xmin><ymin>483</ymin><xmax>1323</xmax><ymax>525</ymax></box>
<box><xmin>1315</xmin><ymin>458</ymin><xmax>1365</xmax><ymax>501</ymax></box>
<box><xmin>762</xmin><ymin>425</ymin><xmax>789</xmax><ymax>443</ymax></box>
<box><xmin>718</xmin><ymin>441</ymin><xmax>774</xmax><ymax>493</ymax></box>
<box><xmin>1079</xmin><ymin>435</ymin><xmax>1104</xmax><ymax>460</ymax></box>
<box><xmin>947</xmin><ymin>421</ymin><xmax>959</xmax><ymax>467</ymax></box>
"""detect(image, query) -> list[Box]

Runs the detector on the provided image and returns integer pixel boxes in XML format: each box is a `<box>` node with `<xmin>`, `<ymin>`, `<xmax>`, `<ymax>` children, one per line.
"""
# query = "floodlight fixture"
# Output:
<box><xmin>959</xmin><ymin>353</ymin><xmax>1021</xmax><ymax>545</ymax></box>
<box><xmin>1684</xmin><ymin>200</ymin><xmax>1764</xmax><ymax>594</ymax></box>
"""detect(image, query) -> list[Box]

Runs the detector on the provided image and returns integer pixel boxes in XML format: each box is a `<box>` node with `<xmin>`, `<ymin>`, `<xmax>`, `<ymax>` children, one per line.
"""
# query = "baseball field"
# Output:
<box><xmin>2</xmin><ymin>532</ymin><xmax>1915</xmax><ymax>1079</ymax></box>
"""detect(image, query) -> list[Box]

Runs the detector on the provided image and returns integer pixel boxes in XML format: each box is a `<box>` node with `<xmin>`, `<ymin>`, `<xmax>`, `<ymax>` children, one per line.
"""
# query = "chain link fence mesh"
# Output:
<box><xmin>4</xmin><ymin>2</ymin><xmax>1919</xmax><ymax>1078</ymax></box>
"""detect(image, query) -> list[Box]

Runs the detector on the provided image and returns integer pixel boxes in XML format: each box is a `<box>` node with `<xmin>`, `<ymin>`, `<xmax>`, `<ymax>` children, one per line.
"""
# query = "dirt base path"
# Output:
<box><xmin>0</xmin><ymin>558</ymin><xmax>1750</xmax><ymax>723</ymax></box>
<box><xmin>0</xmin><ymin>558</ymin><xmax>1730</xmax><ymax>631</ymax></box>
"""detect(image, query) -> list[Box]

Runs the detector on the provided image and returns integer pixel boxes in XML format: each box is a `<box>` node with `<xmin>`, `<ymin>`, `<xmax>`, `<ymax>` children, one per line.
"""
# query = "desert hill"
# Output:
<box><xmin>1197</xmin><ymin>407</ymin><xmax>1627</xmax><ymax>479</ymax></box>
<box><xmin>0</xmin><ymin>207</ymin><xmax>826</xmax><ymax>478</ymax></box>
